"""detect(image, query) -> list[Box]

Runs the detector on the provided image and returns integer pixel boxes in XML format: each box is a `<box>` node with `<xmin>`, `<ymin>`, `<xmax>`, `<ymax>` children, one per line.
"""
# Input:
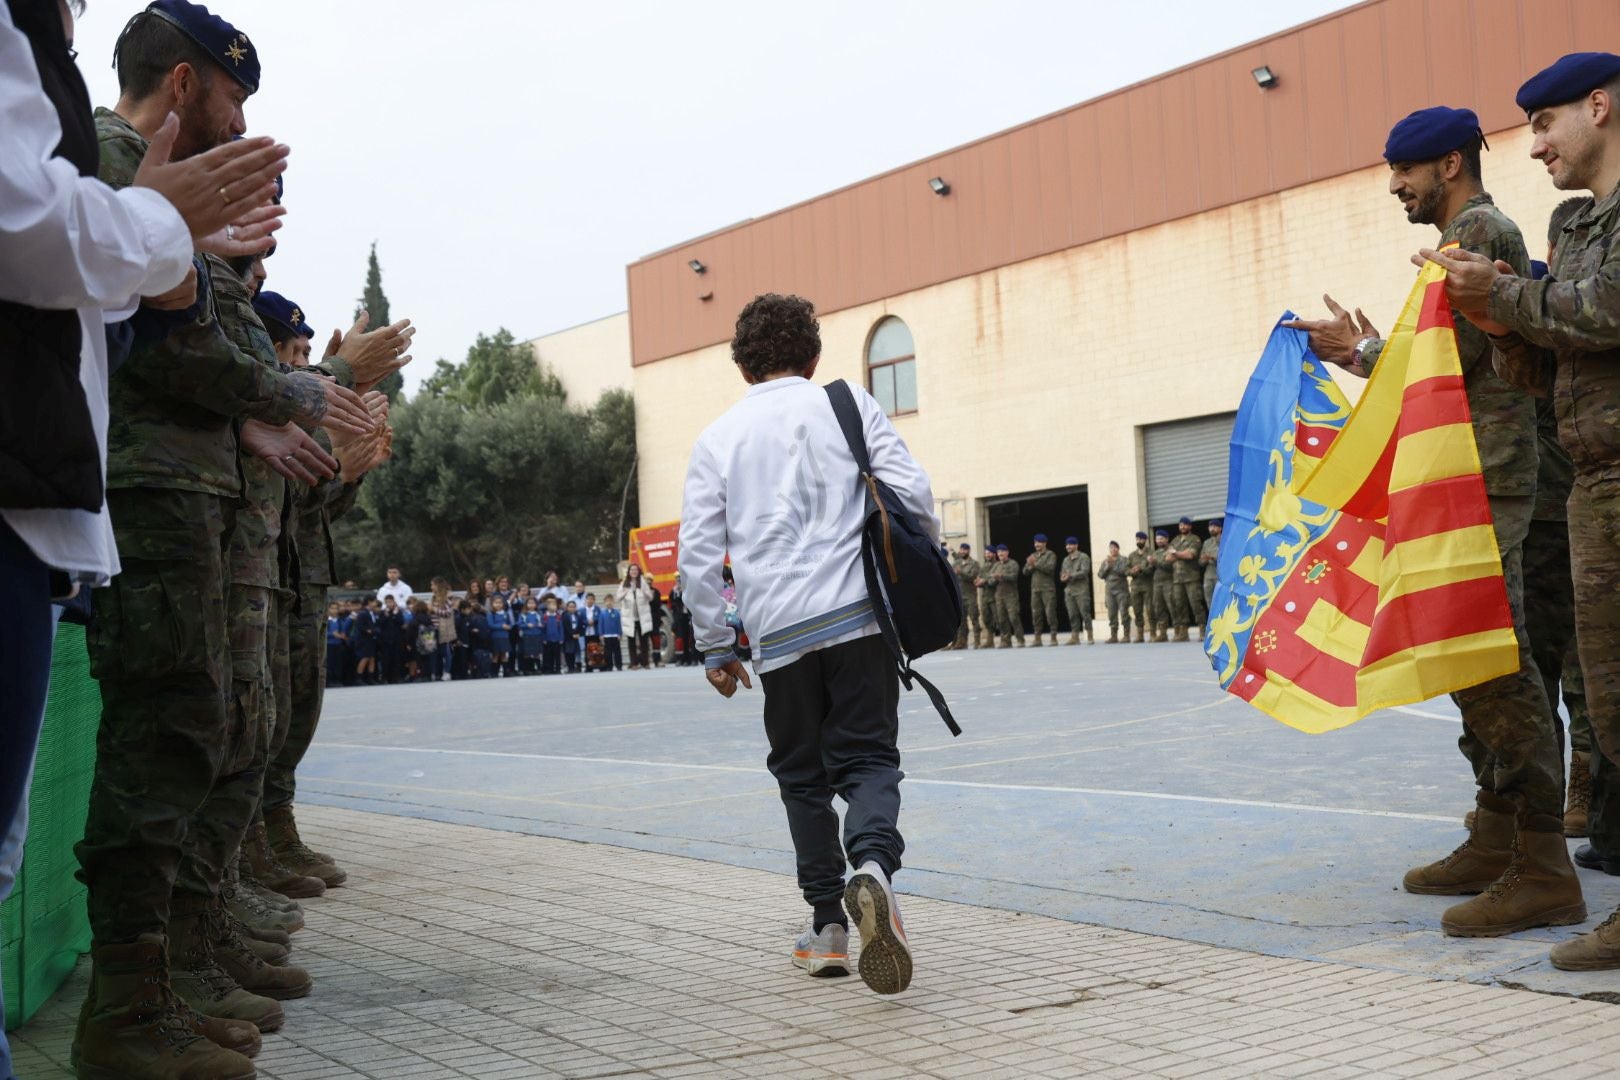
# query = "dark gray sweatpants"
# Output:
<box><xmin>759</xmin><ymin>633</ymin><xmax>904</xmax><ymax>911</ymax></box>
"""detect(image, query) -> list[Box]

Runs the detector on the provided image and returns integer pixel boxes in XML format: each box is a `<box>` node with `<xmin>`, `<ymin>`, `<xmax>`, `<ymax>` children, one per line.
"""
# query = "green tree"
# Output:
<box><xmin>356</xmin><ymin>242</ymin><xmax>404</xmax><ymax>400</ymax></box>
<box><xmin>331</xmin><ymin>330</ymin><xmax>636</xmax><ymax>588</ymax></box>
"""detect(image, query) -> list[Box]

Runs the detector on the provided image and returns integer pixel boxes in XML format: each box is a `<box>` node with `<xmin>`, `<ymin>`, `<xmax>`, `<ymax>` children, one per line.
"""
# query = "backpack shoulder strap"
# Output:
<box><xmin>824</xmin><ymin>380</ymin><xmax>873</xmax><ymax>475</ymax></box>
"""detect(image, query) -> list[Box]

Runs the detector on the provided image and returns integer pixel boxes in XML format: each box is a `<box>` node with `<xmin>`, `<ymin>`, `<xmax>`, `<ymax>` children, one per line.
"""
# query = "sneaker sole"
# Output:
<box><xmin>845</xmin><ymin>875</ymin><xmax>912</xmax><ymax>995</ymax></box>
<box><xmin>1442</xmin><ymin>903</ymin><xmax>1589</xmax><ymax>938</ymax></box>
<box><xmin>791</xmin><ymin>952</ymin><xmax>851</xmax><ymax>978</ymax></box>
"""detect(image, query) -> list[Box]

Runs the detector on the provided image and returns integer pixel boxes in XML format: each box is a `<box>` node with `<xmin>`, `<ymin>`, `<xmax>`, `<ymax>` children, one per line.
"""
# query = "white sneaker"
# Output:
<box><xmin>844</xmin><ymin>862</ymin><xmax>912</xmax><ymax>994</ymax></box>
<box><xmin>791</xmin><ymin>921</ymin><xmax>850</xmax><ymax>977</ymax></box>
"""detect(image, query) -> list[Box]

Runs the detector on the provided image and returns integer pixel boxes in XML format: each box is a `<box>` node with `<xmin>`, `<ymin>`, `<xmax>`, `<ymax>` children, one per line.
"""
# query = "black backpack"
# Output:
<box><xmin>825</xmin><ymin>380</ymin><xmax>963</xmax><ymax>736</ymax></box>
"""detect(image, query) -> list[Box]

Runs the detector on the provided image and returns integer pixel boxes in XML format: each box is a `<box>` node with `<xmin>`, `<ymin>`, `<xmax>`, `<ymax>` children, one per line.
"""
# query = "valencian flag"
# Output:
<box><xmin>1207</xmin><ymin>253</ymin><xmax>1518</xmax><ymax>733</ymax></box>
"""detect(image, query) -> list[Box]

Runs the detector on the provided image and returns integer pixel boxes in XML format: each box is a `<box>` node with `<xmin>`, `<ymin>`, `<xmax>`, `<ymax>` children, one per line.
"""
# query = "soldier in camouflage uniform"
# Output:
<box><xmin>72</xmin><ymin>10</ymin><xmax>350</xmax><ymax>1073</ymax></box>
<box><xmin>1023</xmin><ymin>534</ymin><xmax>1060</xmax><ymax>646</ymax></box>
<box><xmin>1097</xmin><ymin>541</ymin><xmax>1130</xmax><ymax>643</ymax></box>
<box><xmin>951</xmin><ymin>543</ymin><xmax>982</xmax><ymax>649</ymax></box>
<box><xmin>1125</xmin><ymin>532</ymin><xmax>1153</xmax><ymax>643</ymax></box>
<box><xmin>1059</xmin><ymin>537</ymin><xmax>1092</xmax><ymax>645</ymax></box>
<box><xmin>1201</xmin><ymin>519</ymin><xmax>1223</xmax><ymax>613</ymax></box>
<box><xmin>1169</xmin><ymin>517</ymin><xmax>1206</xmax><ymax>642</ymax></box>
<box><xmin>1151</xmin><ymin>531</ymin><xmax>1175</xmax><ymax>643</ymax></box>
<box><xmin>976</xmin><ymin>544</ymin><xmax>999</xmax><ymax>648</ymax></box>
<box><xmin>990</xmin><ymin>544</ymin><xmax>1024</xmax><ymax>648</ymax></box>
<box><xmin>1289</xmin><ymin>104</ymin><xmax>1576</xmax><ymax>939</ymax></box>
<box><xmin>1442</xmin><ymin>52</ymin><xmax>1620</xmax><ymax>967</ymax></box>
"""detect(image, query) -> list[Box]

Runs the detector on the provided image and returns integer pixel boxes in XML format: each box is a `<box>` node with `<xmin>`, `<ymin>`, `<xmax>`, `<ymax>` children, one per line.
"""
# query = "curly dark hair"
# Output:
<box><xmin>732</xmin><ymin>294</ymin><xmax>820</xmax><ymax>381</ymax></box>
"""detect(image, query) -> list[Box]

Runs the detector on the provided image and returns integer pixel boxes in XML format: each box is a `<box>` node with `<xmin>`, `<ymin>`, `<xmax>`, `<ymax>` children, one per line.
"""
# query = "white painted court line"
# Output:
<box><xmin>318</xmin><ymin>742</ymin><xmax>1455</xmax><ymax>822</ymax></box>
<box><xmin>1393</xmin><ymin>706</ymin><xmax>1462</xmax><ymax>722</ymax></box>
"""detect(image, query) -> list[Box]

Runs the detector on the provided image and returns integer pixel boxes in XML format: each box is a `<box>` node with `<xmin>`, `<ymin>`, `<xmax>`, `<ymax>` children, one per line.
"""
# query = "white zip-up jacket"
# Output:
<box><xmin>678</xmin><ymin>376</ymin><xmax>939</xmax><ymax>675</ymax></box>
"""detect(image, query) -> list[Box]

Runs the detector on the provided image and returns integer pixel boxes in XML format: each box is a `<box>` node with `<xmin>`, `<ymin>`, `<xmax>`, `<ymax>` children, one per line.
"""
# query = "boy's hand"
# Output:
<box><xmin>705</xmin><ymin>659</ymin><xmax>753</xmax><ymax>698</ymax></box>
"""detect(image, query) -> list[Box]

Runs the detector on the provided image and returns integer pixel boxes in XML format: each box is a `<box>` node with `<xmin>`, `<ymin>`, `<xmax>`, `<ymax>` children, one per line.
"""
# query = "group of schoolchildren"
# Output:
<box><xmin>324</xmin><ymin>583</ymin><xmax>640</xmax><ymax>686</ymax></box>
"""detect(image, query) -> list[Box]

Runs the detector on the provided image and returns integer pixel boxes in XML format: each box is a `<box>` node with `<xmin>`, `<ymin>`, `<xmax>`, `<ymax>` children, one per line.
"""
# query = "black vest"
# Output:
<box><xmin>0</xmin><ymin>0</ymin><xmax>105</xmax><ymax>511</ymax></box>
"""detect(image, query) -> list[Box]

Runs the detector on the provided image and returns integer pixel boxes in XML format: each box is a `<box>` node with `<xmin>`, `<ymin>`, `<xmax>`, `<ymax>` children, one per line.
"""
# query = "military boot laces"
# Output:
<box><xmin>208</xmin><ymin>901</ymin><xmax>313</xmax><ymax>1000</ymax></box>
<box><xmin>134</xmin><ymin>961</ymin><xmax>205</xmax><ymax>1055</ymax></box>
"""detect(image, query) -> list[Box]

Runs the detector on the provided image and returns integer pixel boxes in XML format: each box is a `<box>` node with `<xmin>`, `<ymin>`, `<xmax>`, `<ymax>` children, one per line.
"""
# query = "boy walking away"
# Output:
<box><xmin>600</xmin><ymin>596</ymin><xmax>624</xmax><ymax>671</ymax></box>
<box><xmin>679</xmin><ymin>294</ymin><xmax>939</xmax><ymax>995</ymax></box>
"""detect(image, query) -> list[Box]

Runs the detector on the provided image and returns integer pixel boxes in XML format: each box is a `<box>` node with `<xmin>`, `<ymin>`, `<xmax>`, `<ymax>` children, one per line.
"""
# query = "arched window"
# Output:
<box><xmin>866</xmin><ymin>317</ymin><xmax>917</xmax><ymax>417</ymax></box>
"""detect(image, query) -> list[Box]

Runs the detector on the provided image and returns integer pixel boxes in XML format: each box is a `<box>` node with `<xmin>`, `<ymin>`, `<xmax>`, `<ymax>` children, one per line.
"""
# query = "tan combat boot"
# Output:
<box><xmin>1550</xmin><ymin>906</ymin><xmax>1620</xmax><ymax>970</ymax></box>
<box><xmin>224</xmin><ymin>879</ymin><xmax>302</xmax><ymax>943</ymax></box>
<box><xmin>1065</xmin><ymin>632</ymin><xmax>1079</xmax><ymax>646</ymax></box>
<box><xmin>1030</xmin><ymin>635</ymin><xmax>1042</xmax><ymax>648</ymax></box>
<box><xmin>1014</xmin><ymin>635</ymin><xmax>1026</xmax><ymax>648</ymax></box>
<box><xmin>208</xmin><ymin>901</ymin><xmax>313</xmax><ymax>1000</ymax></box>
<box><xmin>1441</xmin><ymin>830</ymin><xmax>1587</xmax><ymax>937</ymax></box>
<box><xmin>1566</xmin><ymin>750</ymin><xmax>1592</xmax><ymax>838</ymax></box>
<box><xmin>1106</xmin><ymin>630</ymin><xmax>1118</xmax><ymax>644</ymax></box>
<box><xmin>1404</xmin><ymin>799</ymin><xmax>1515</xmax><ymax>894</ymax></box>
<box><xmin>1085</xmin><ymin>627</ymin><xmax>1094</xmax><ymax>645</ymax></box>
<box><xmin>243</xmin><ymin>821</ymin><xmax>325</xmax><ymax>899</ymax></box>
<box><xmin>1172</xmin><ymin>627</ymin><xmax>1189</xmax><ymax>643</ymax></box>
<box><xmin>266</xmin><ymin>804</ymin><xmax>348</xmax><ymax>888</ymax></box>
<box><xmin>1048</xmin><ymin>633</ymin><xmax>1059</xmax><ymax>647</ymax></box>
<box><xmin>72</xmin><ymin>934</ymin><xmax>258</xmax><ymax>1080</ymax></box>
<box><xmin>168</xmin><ymin>894</ymin><xmax>287</xmax><ymax>1034</ymax></box>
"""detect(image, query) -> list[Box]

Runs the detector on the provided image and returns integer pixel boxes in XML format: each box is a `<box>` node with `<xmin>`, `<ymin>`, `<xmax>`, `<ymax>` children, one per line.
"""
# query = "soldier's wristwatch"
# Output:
<box><xmin>1353</xmin><ymin>335</ymin><xmax>1381</xmax><ymax>369</ymax></box>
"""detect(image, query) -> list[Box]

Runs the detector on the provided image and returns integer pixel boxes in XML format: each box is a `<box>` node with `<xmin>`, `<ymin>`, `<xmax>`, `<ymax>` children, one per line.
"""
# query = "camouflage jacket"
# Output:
<box><xmin>1125</xmin><ymin>548</ymin><xmax>1154</xmax><ymax>589</ymax></box>
<box><xmin>1169</xmin><ymin>533</ymin><xmax>1203</xmax><ymax>582</ymax></box>
<box><xmin>952</xmin><ymin>555</ymin><xmax>981</xmax><ymax>592</ymax></box>
<box><xmin>1200</xmin><ymin>536</ymin><xmax>1221</xmax><ymax>580</ymax></box>
<box><xmin>95</xmin><ymin>108</ymin><xmax>322</xmax><ymax>496</ymax></box>
<box><xmin>989</xmin><ymin>557</ymin><xmax>1021</xmax><ymax>594</ymax></box>
<box><xmin>1023</xmin><ymin>548</ymin><xmax>1058</xmax><ymax>589</ymax></box>
<box><xmin>1097</xmin><ymin>554</ymin><xmax>1130</xmax><ymax>593</ymax></box>
<box><xmin>1153</xmin><ymin>545</ymin><xmax>1177</xmax><ymax>582</ymax></box>
<box><xmin>1367</xmin><ymin>193</ymin><xmax>1537</xmax><ymax>498</ymax></box>
<box><xmin>1531</xmin><ymin>397</ymin><xmax>1574</xmax><ymax>522</ymax></box>
<box><xmin>1060</xmin><ymin>551</ymin><xmax>1090</xmax><ymax>584</ymax></box>
<box><xmin>1490</xmin><ymin>182</ymin><xmax>1620</xmax><ymax>487</ymax></box>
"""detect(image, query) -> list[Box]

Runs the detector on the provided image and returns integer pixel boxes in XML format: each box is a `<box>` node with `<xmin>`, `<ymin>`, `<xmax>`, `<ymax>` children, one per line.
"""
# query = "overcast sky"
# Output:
<box><xmin>73</xmin><ymin>0</ymin><xmax>1350</xmax><ymax>396</ymax></box>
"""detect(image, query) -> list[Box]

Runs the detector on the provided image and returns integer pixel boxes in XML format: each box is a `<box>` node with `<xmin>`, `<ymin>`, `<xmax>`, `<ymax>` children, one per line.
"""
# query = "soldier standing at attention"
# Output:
<box><xmin>1125</xmin><ymin>532</ymin><xmax>1153</xmax><ymax>644</ymax></box>
<box><xmin>976</xmin><ymin>544</ymin><xmax>999</xmax><ymax>648</ymax></box>
<box><xmin>1151</xmin><ymin>530</ymin><xmax>1175</xmax><ymax>643</ymax></box>
<box><xmin>1201</xmin><ymin>518</ymin><xmax>1223</xmax><ymax>613</ymax></box>
<box><xmin>991</xmin><ymin>544</ymin><xmax>1024</xmax><ymax>648</ymax></box>
<box><xmin>1431</xmin><ymin>53</ymin><xmax>1620</xmax><ymax>966</ymax></box>
<box><xmin>950</xmin><ymin>543</ymin><xmax>981</xmax><ymax>649</ymax></box>
<box><xmin>1169</xmin><ymin>517</ymin><xmax>1207</xmax><ymax>642</ymax></box>
<box><xmin>1098</xmin><ymin>541</ymin><xmax>1130</xmax><ymax>644</ymax></box>
<box><xmin>1288</xmin><ymin>104</ymin><xmax>1571</xmax><ymax>939</ymax></box>
<box><xmin>1060</xmin><ymin>537</ymin><xmax>1093</xmax><ymax>645</ymax></box>
<box><xmin>1023</xmin><ymin>534</ymin><xmax>1059</xmax><ymax>647</ymax></box>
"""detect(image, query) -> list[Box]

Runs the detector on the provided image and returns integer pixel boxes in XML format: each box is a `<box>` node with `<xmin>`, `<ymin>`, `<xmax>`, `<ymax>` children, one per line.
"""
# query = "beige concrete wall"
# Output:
<box><xmin>526</xmin><ymin>312</ymin><xmax>631</xmax><ymax>409</ymax></box>
<box><xmin>633</xmin><ymin>125</ymin><xmax>1568</xmax><ymax>607</ymax></box>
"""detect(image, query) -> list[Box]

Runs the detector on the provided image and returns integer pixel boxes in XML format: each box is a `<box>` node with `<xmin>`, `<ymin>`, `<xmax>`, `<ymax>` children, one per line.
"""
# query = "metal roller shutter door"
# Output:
<box><xmin>1143</xmin><ymin>413</ymin><xmax>1235</xmax><ymax>524</ymax></box>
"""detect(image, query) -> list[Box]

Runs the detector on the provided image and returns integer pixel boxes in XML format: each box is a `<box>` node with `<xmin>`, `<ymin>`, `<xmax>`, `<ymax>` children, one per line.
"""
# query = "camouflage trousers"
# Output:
<box><xmin>1172</xmin><ymin>578</ymin><xmax>1206</xmax><ymax>630</ymax></box>
<box><xmin>1523</xmin><ymin>517</ymin><xmax>1590</xmax><ymax>755</ymax></box>
<box><xmin>978</xmin><ymin>590</ymin><xmax>1000</xmax><ymax>637</ymax></box>
<box><xmin>265</xmin><ymin>583</ymin><xmax>327</xmax><ymax>811</ymax></box>
<box><xmin>174</xmin><ymin>582</ymin><xmax>271</xmax><ymax>898</ymax></box>
<box><xmin>1453</xmin><ymin>496</ymin><xmax>1564</xmax><ymax>832</ymax></box>
<box><xmin>1064</xmin><ymin>586</ymin><xmax>1093</xmax><ymax>632</ymax></box>
<box><xmin>996</xmin><ymin>590</ymin><xmax>1023</xmax><ymax>642</ymax></box>
<box><xmin>1203</xmin><ymin>571</ymin><xmax>1217</xmax><ymax>613</ymax></box>
<box><xmin>1129</xmin><ymin>582</ymin><xmax>1152</xmax><ymax>634</ymax></box>
<box><xmin>78</xmin><ymin>490</ymin><xmax>230</xmax><ymax>944</ymax></box>
<box><xmin>1106</xmin><ymin>587</ymin><xmax>1131</xmax><ymax>635</ymax></box>
<box><xmin>1030</xmin><ymin>586</ymin><xmax>1059</xmax><ymax>636</ymax></box>
<box><xmin>1569</xmin><ymin>480</ymin><xmax>1620</xmax><ymax>818</ymax></box>
<box><xmin>1152</xmin><ymin>580</ymin><xmax>1173</xmax><ymax>631</ymax></box>
<box><xmin>954</xmin><ymin>586</ymin><xmax>980</xmax><ymax>648</ymax></box>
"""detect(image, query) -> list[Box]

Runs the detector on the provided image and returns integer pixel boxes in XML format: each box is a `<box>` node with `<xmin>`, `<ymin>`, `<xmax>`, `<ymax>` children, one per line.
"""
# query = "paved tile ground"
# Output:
<box><xmin>12</xmin><ymin>805</ymin><xmax>1620</xmax><ymax>1080</ymax></box>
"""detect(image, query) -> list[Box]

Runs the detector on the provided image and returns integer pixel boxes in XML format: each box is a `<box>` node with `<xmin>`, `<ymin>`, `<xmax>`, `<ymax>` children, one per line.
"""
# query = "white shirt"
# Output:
<box><xmin>678</xmin><ymin>377</ymin><xmax>939</xmax><ymax>674</ymax></box>
<box><xmin>0</xmin><ymin>7</ymin><xmax>192</xmax><ymax>582</ymax></box>
<box><xmin>377</xmin><ymin>579</ymin><xmax>414</xmax><ymax>607</ymax></box>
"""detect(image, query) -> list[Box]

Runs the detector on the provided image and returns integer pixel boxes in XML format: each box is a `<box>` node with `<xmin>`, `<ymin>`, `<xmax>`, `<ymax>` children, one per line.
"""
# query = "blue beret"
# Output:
<box><xmin>995</xmin><ymin>544</ymin><xmax>1009</xmax><ymax>552</ymax></box>
<box><xmin>1530</xmin><ymin>260</ymin><xmax>1550</xmax><ymax>281</ymax></box>
<box><xmin>1517</xmin><ymin>53</ymin><xmax>1620</xmax><ymax>115</ymax></box>
<box><xmin>958</xmin><ymin>543</ymin><xmax>971</xmax><ymax>551</ymax></box>
<box><xmin>1211</xmin><ymin>517</ymin><xmax>1224</xmax><ymax>527</ymax></box>
<box><xmin>1065</xmin><ymin>536</ymin><xmax>1079</xmax><ymax>545</ymax></box>
<box><xmin>1179</xmin><ymin>516</ymin><xmax>1193</xmax><ymax>525</ymax></box>
<box><xmin>1033</xmin><ymin>533</ymin><xmax>1048</xmax><ymax>543</ymax></box>
<box><xmin>252</xmin><ymin>291</ymin><xmax>313</xmax><ymax>339</ymax></box>
<box><xmin>1383</xmin><ymin>107</ymin><xmax>1481</xmax><ymax>164</ymax></box>
<box><xmin>137</xmin><ymin>1</ymin><xmax>260</xmax><ymax>94</ymax></box>
<box><xmin>1155</xmin><ymin>530</ymin><xmax>1169</xmax><ymax>539</ymax></box>
<box><xmin>1135</xmin><ymin>531</ymin><xmax>1147</xmax><ymax>539</ymax></box>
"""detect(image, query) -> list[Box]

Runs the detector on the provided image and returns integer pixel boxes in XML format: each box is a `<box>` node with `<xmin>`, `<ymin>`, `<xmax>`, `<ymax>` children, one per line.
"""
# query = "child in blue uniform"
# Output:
<box><xmin>488</xmin><ymin>596</ymin><xmax>513</xmax><ymax>677</ymax></box>
<box><xmin>518</xmin><ymin>599</ymin><xmax>543</xmax><ymax>674</ymax></box>
<box><xmin>563</xmin><ymin>601</ymin><xmax>583</xmax><ymax>673</ymax></box>
<box><xmin>541</xmin><ymin>597</ymin><xmax>565</xmax><ymax>674</ymax></box>
<box><xmin>467</xmin><ymin>603</ymin><xmax>492</xmax><ymax>679</ymax></box>
<box><xmin>599</xmin><ymin>596</ymin><xmax>624</xmax><ymax>671</ymax></box>
<box><xmin>326</xmin><ymin>601</ymin><xmax>349</xmax><ymax>687</ymax></box>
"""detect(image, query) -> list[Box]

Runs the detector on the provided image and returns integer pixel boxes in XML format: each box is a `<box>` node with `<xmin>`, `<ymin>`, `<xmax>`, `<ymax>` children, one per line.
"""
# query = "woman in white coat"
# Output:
<box><xmin>617</xmin><ymin>564</ymin><xmax>655</xmax><ymax>669</ymax></box>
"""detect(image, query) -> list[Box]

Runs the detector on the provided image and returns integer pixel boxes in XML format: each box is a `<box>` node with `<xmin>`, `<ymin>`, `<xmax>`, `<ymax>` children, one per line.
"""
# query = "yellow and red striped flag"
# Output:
<box><xmin>1208</xmin><ymin>249</ymin><xmax>1518</xmax><ymax>732</ymax></box>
